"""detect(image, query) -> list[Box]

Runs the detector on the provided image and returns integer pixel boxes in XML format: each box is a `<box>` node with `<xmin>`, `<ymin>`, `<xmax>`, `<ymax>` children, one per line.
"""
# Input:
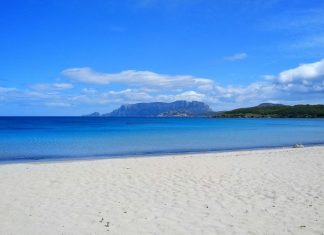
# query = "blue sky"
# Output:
<box><xmin>1</xmin><ymin>0</ymin><xmax>324</xmax><ymax>115</ymax></box>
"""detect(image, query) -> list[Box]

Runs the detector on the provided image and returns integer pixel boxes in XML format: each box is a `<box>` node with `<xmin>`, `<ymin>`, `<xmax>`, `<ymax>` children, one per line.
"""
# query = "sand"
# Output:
<box><xmin>0</xmin><ymin>146</ymin><xmax>323</xmax><ymax>235</ymax></box>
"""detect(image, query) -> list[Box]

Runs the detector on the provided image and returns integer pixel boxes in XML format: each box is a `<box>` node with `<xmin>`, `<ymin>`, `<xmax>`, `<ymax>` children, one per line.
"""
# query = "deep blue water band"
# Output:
<box><xmin>1</xmin><ymin>117</ymin><xmax>324</xmax><ymax>163</ymax></box>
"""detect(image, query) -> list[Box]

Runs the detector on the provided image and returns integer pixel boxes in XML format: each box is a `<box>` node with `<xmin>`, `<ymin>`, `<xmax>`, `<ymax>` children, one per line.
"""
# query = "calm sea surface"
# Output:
<box><xmin>0</xmin><ymin>117</ymin><xmax>324</xmax><ymax>162</ymax></box>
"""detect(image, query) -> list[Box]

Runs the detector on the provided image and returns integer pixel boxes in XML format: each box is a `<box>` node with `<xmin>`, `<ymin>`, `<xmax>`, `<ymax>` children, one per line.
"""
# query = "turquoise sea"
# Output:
<box><xmin>0</xmin><ymin>117</ymin><xmax>324</xmax><ymax>162</ymax></box>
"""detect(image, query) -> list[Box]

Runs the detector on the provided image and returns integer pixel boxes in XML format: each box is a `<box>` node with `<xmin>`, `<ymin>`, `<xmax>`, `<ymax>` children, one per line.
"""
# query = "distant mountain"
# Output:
<box><xmin>83</xmin><ymin>112</ymin><xmax>101</xmax><ymax>117</ymax></box>
<box><xmin>256</xmin><ymin>103</ymin><xmax>285</xmax><ymax>108</ymax></box>
<box><xmin>214</xmin><ymin>104</ymin><xmax>324</xmax><ymax>118</ymax></box>
<box><xmin>93</xmin><ymin>101</ymin><xmax>213</xmax><ymax>117</ymax></box>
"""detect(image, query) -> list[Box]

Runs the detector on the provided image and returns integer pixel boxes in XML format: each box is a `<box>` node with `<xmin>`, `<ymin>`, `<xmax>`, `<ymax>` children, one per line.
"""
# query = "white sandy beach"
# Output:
<box><xmin>0</xmin><ymin>146</ymin><xmax>323</xmax><ymax>235</ymax></box>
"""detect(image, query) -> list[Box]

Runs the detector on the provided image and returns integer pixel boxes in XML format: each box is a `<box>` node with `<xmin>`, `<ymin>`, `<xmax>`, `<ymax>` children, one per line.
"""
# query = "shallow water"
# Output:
<box><xmin>0</xmin><ymin>117</ymin><xmax>324</xmax><ymax>162</ymax></box>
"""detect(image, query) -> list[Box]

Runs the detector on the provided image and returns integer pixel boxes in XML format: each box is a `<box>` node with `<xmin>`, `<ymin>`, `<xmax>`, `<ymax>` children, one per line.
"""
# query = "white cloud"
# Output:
<box><xmin>45</xmin><ymin>102</ymin><xmax>71</xmax><ymax>107</ymax></box>
<box><xmin>62</xmin><ymin>67</ymin><xmax>214</xmax><ymax>90</ymax></box>
<box><xmin>31</xmin><ymin>83</ymin><xmax>74</xmax><ymax>91</ymax></box>
<box><xmin>104</xmin><ymin>89</ymin><xmax>153</xmax><ymax>103</ymax></box>
<box><xmin>254</xmin><ymin>59</ymin><xmax>324</xmax><ymax>104</ymax></box>
<box><xmin>0</xmin><ymin>86</ymin><xmax>17</xmax><ymax>93</ymax></box>
<box><xmin>0</xmin><ymin>86</ymin><xmax>18</xmax><ymax>103</ymax></box>
<box><xmin>224</xmin><ymin>53</ymin><xmax>248</xmax><ymax>61</ymax></box>
<box><xmin>60</xmin><ymin>61</ymin><xmax>324</xmax><ymax>110</ymax></box>
<box><xmin>71</xmin><ymin>88</ymin><xmax>153</xmax><ymax>105</ymax></box>
<box><xmin>81</xmin><ymin>88</ymin><xmax>97</xmax><ymax>94</ymax></box>
<box><xmin>25</xmin><ymin>91</ymin><xmax>61</xmax><ymax>99</ymax></box>
<box><xmin>3</xmin><ymin>59</ymin><xmax>324</xmax><ymax>111</ymax></box>
<box><xmin>291</xmin><ymin>34</ymin><xmax>324</xmax><ymax>49</ymax></box>
<box><xmin>53</xmin><ymin>83</ymin><xmax>74</xmax><ymax>90</ymax></box>
<box><xmin>275</xmin><ymin>59</ymin><xmax>324</xmax><ymax>83</ymax></box>
<box><xmin>157</xmin><ymin>91</ymin><xmax>206</xmax><ymax>102</ymax></box>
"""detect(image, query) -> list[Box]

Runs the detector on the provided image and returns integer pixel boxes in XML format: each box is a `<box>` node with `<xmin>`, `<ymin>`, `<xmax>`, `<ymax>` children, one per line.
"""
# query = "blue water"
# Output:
<box><xmin>0</xmin><ymin>117</ymin><xmax>324</xmax><ymax>162</ymax></box>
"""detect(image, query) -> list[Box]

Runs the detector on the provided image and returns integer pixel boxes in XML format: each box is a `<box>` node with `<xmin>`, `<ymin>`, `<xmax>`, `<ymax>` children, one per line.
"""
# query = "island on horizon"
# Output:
<box><xmin>84</xmin><ymin>101</ymin><xmax>324</xmax><ymax>118</ymax></box>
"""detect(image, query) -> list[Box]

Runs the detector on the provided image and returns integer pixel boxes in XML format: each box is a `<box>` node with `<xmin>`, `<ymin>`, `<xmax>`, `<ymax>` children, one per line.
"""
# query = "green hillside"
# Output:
<box><xmin>214</xmin><ymin>104</ymin><xmax>324</xmax><ymax>118</ymax></box>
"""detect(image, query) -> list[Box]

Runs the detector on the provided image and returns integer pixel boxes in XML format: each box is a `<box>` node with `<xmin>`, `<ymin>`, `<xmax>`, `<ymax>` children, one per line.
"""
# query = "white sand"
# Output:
<box><xmin>0</xmin><ymin>147</ymin><xmax>323</xmax><ymax>235</ymax></box>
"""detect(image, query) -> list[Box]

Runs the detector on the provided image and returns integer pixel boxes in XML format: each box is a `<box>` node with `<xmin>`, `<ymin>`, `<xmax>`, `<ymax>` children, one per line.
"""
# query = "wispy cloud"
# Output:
<box><xmin>62</xmin><ymin>67</ymin><xmax>214</xmax><ymax>91</ymax></box>
<box><xmin>261</xmin><ymin>7</ymin><xmax>324</xmax><ymax>55</ymax></box>
<box><xmin>81</xmin><ymin>88</ymin><xmax>97</xmax><ymax>94</ymax></box>
<box><xmin>291</xmin><ymin>34</ymin><xmax>324</xmax><ymax>49</ymax></box>
<box><xmin>61</xmin><ymin>59</ymin><xmax>324</xmax><ymax>108</ymax></box>
<box><xmin>59</xmin><ymin>60</ymin><xmax>324</xmax><ymax>107</ymax></box>
<box><xmin>0</xmin><ymin>86</ymin><xmax>17</xmax><ymax>93</ymax></box>
<box><xmin>224</xmin><ymin>53</ymin><xmax>248</xmax><ymax>61</ymax></box>
<box><xmin>2</xmin><ymin>59</ymin><xmax>324</xmax><ymax>111</ymax></box>
<box><xmin>157</xmin><ymin>91</ymin><xmax>206</xmax><ymax>102</ymax></box>
<box><xmin>45</xmin><ymin>102</ymin><xmax>71</xmax><ymax>107</ymax></box>
<box><xmin>263</xmin><ymin>8</ymin><xmax>324</xmax><ymax>33</ymax></box>
<box><xmin>30</xmin><ymin>83</ymin><xmax>74</xmax><ymax>91</ymax></box>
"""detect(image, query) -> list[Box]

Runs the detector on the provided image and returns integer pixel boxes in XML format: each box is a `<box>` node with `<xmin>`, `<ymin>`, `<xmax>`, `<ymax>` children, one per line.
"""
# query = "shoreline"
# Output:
<box><xmin>1</xmin><ymin>142</ymin><xmax>324</xmax><ymax>165</ymax></box>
